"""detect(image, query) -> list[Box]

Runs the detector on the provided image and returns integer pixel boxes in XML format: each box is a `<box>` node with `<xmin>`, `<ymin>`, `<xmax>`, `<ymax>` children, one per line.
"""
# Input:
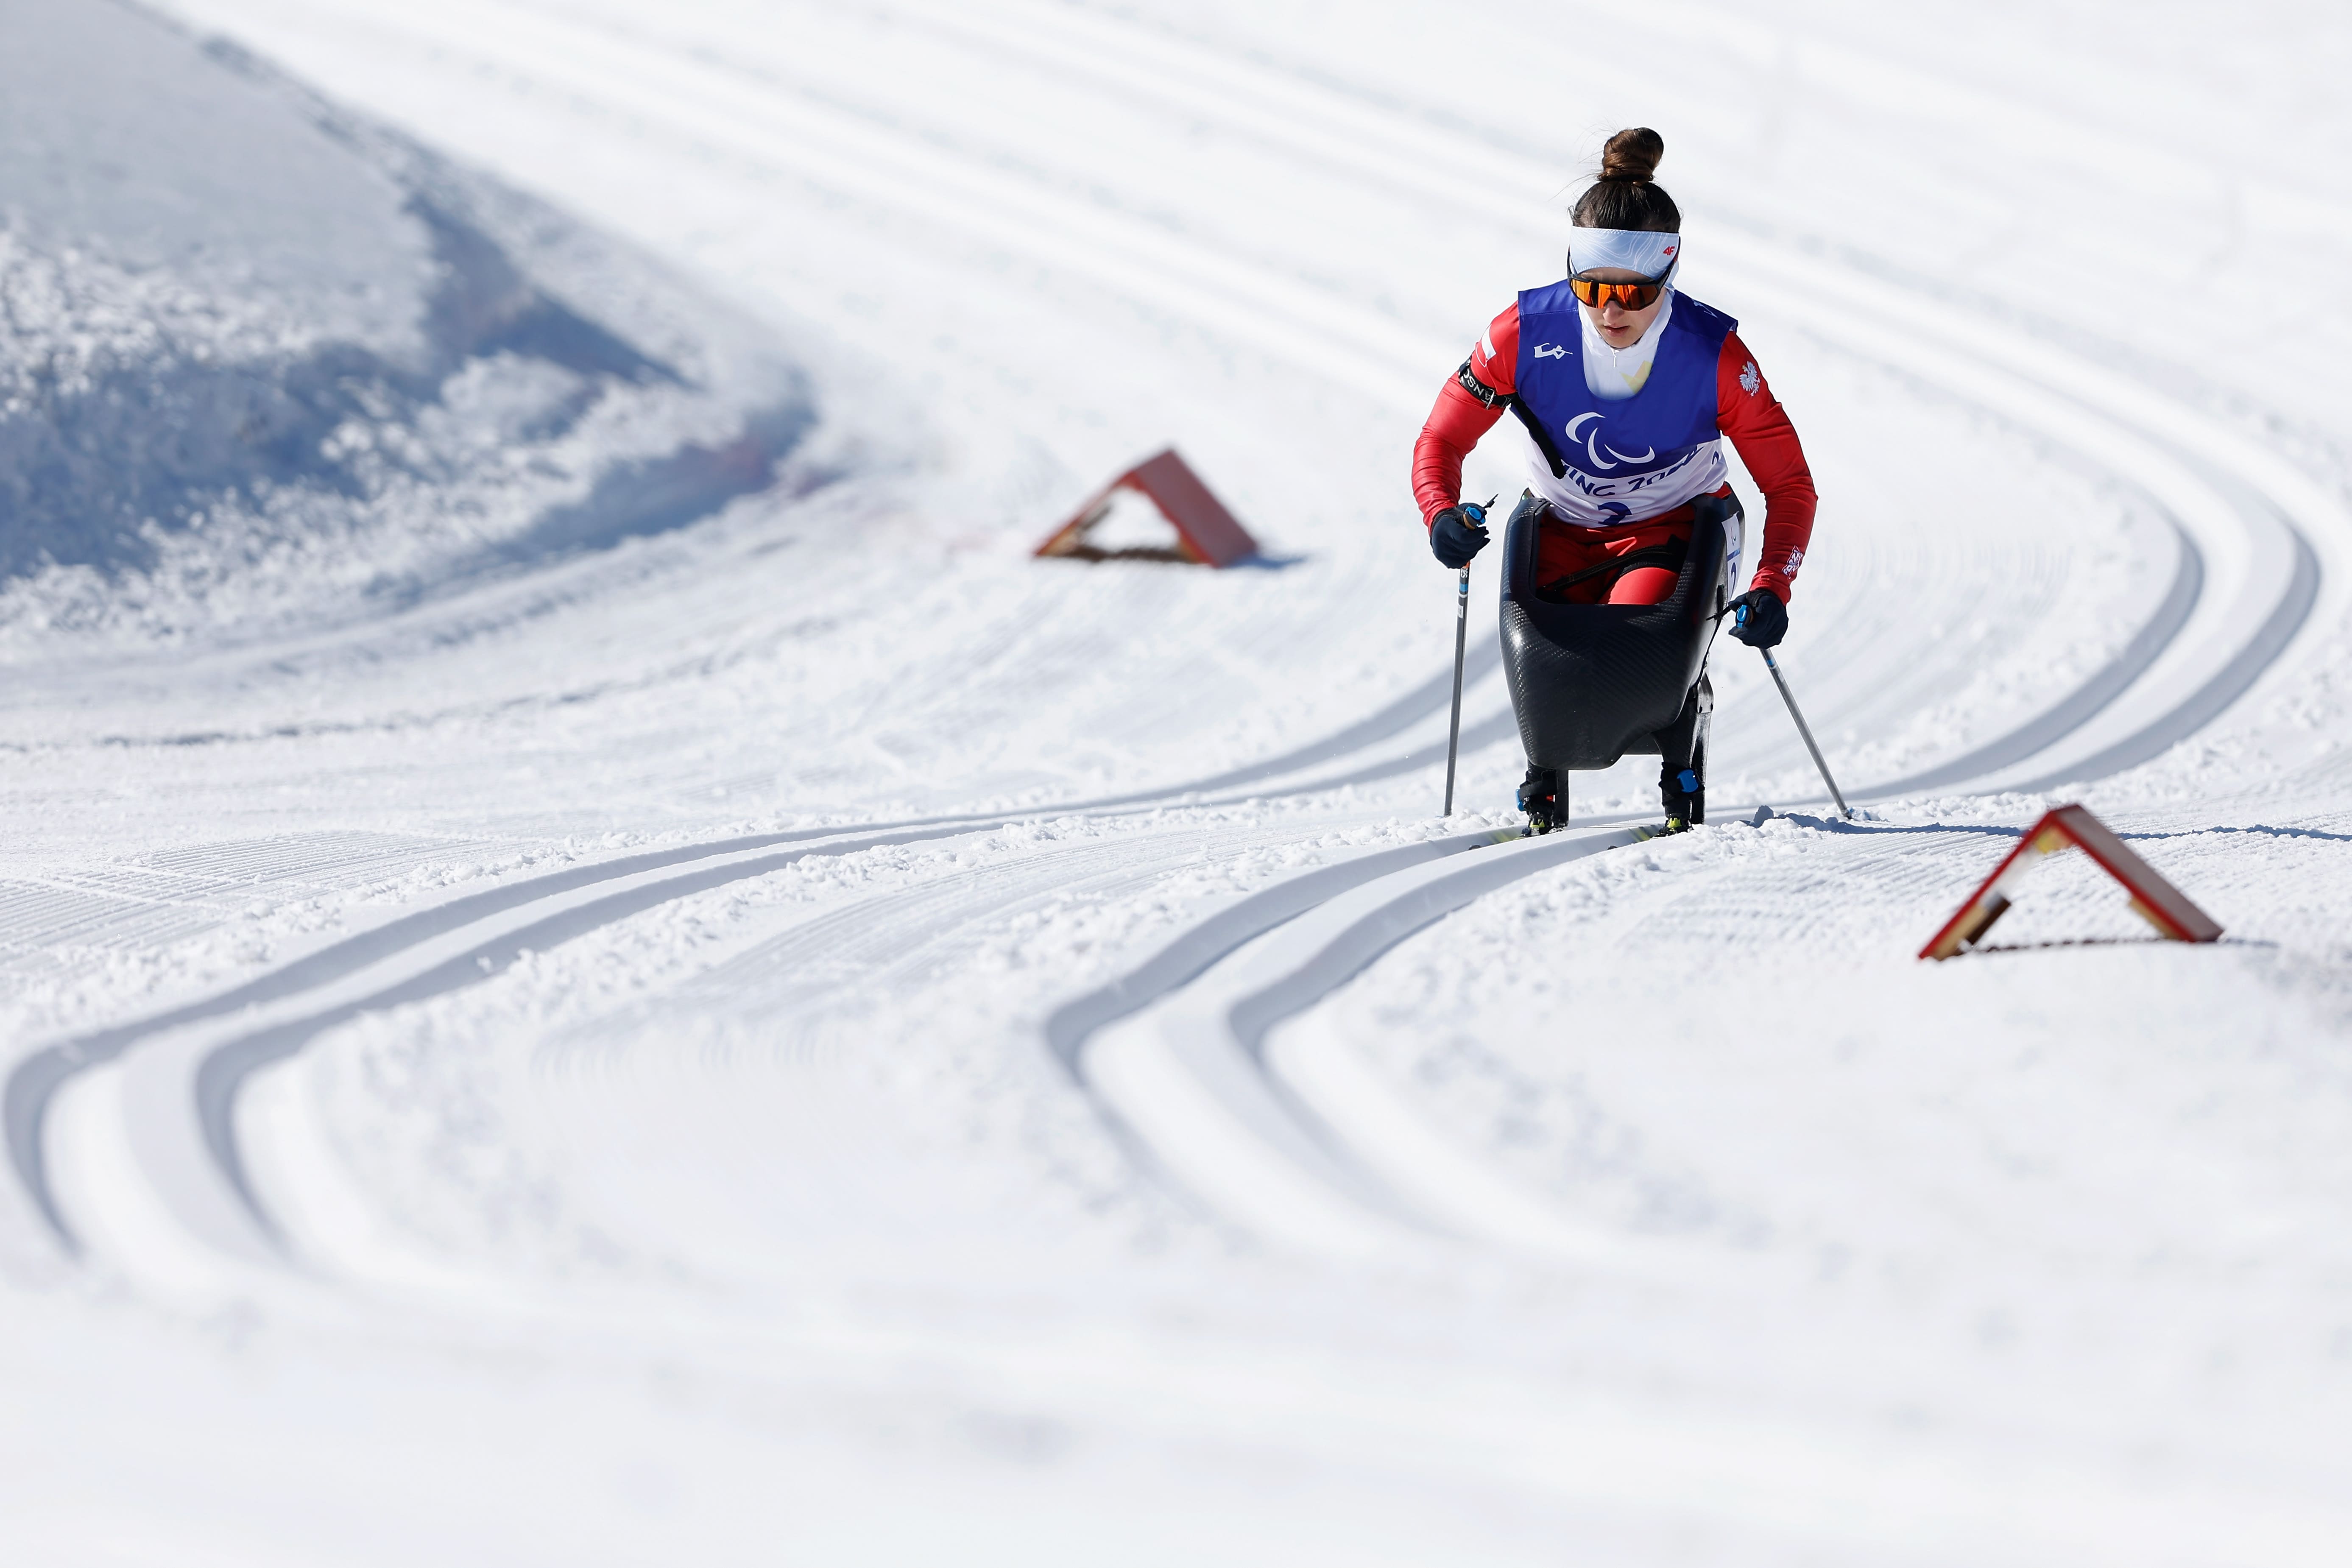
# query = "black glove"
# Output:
<box><xmin>1727</xmin><ymin>588</ymin><xmax>1788</xmax><ymax>648</ymax></box>
<box><xmin>1429</xmin><ymin>504</ymin><xmax>1489</xmax><ymax>569</ymax></box>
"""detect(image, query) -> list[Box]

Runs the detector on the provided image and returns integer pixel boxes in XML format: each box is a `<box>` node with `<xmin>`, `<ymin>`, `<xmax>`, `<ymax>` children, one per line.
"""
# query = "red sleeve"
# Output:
<box><xmin>1411</xmin><ymin>303</ymin><xmax>1519</xmax><ymax>526</ymax></box>
<box><xmin>1716</xmin><ymin>331</ymin><xmax>1816</xmax><ymax>603</ymax></box>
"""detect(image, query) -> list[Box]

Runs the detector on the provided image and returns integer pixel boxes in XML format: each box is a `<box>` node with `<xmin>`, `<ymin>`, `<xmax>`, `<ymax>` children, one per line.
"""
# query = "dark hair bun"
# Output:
<box><xmin>1598</xmin><ymin>127</ymin><xmax>1664</xmax><ymax>184</ymax></box>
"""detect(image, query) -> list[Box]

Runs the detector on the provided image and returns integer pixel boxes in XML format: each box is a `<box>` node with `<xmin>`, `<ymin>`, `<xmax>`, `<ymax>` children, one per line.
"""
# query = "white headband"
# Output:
<box><xmin>1566</xmin><ymin>226</ymin><xmax>1682</xmax><ymax>281</ymax></box>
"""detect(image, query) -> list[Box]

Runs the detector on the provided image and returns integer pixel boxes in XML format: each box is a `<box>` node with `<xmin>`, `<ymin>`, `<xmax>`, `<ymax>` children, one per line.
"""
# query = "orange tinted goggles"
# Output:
<box><xmin>1568</xmin><ymin>275</ymin><xmax>1666</xmax><ymax>310</ymax></box>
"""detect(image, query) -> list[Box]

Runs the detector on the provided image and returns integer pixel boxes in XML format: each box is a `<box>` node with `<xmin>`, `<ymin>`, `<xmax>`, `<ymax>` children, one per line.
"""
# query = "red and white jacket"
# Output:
<box><xmin>1412</xmin><ymin>299</ymin><xmax>1818</xmax><ymax>603</ymax></box>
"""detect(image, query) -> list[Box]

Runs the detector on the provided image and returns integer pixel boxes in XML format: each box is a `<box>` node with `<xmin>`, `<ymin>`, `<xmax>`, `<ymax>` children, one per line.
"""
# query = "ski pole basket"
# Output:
<box><xmin>1498</xmin><ymin>492</ymin><xmax>1738</xmax><ymax>771</ymax></box>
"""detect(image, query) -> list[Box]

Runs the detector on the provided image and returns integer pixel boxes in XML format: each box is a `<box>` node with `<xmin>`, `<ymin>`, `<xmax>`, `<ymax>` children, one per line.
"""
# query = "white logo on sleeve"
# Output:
<box><xmin>1739</xmin><ymin>360</ymin><xmax>1760</xmax><ymax>396</ymax></box>
<box><xmin>1784</xmin><ymin>547</ymin><xmax>1805</xmax><ymax>574</ymax></box>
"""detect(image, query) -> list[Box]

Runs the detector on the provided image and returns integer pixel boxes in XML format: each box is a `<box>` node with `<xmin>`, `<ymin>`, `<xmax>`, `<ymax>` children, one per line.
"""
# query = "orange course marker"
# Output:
<box><xmin>1035</xmin><ymin>448</ymin><xmax>1261</xmax><ymax>567</ymax></box>
<box><xmin>1918</xmin><ymin>803</ymin><xmax>2222</xmax><ymax>960</ymax></box>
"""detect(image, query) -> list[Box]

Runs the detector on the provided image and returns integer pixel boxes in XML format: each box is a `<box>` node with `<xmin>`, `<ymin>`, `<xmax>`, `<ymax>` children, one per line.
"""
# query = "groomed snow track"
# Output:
<box><xmin>15</xmin><ymin>0</ymin><xmax>2342</xmax><ymax>1288</ymax></box>
<box><xmin>15</xmin><ymin>6</ymin><xmax>2352</xmax><ymax>1560</ymax></box>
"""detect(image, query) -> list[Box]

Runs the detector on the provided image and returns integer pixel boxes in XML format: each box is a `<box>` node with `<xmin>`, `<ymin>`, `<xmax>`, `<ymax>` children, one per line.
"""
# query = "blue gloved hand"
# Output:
<box><xmin>1429</xmin><ymin>503</ymin><xmax>1489</xmax><ymax>569</ymax></box>
<box><xmin>1727</xmin><ymin>588</ymin><xmax>1788</xmax><ymax>649</ymax></box>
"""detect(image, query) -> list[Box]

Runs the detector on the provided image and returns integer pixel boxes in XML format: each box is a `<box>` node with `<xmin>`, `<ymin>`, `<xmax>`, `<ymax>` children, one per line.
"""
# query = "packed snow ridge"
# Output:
<box><xmin>0</xmin><ymin>0</ymin><xmax>812</xmax><ymax>650</ymax></box>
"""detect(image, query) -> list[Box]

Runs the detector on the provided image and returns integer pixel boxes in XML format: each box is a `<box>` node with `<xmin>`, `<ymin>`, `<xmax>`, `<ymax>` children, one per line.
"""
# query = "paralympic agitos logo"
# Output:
<box><xmin>1562</xmin><ymin>412</ymin><xmax>1656</xmax><ymax>472</ymax></box>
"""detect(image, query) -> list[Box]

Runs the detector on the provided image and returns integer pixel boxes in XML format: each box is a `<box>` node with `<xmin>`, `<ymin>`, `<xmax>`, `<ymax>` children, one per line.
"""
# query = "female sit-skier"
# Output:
<box><xmin>1412</xmin><ymin>127</ymin><xmax>1818</xmax><ymax>834</ymax></box>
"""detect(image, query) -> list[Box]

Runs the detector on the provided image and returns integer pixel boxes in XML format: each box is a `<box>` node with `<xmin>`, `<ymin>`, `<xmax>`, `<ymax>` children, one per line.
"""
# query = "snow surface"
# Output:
<box><xmin>5</xmin><ymin>0</ymin><xmax>2352</xmax><ymax>1562</ymax></box>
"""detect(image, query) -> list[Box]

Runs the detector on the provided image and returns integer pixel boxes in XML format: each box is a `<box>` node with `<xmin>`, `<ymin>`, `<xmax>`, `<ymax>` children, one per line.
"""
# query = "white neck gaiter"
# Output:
<box><xmin>1580</xmin><ymin>287</ymin><xmax>1674</xmax><ymax>402</ymax></box>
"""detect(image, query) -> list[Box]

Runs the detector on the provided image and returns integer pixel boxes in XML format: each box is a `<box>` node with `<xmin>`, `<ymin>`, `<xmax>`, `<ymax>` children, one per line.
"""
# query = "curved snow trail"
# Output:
<box><xmin>2004</xmin><ymin>498</ymin><xmax>2315</xmax><ymax>793</ymax></box>
<box><xmin>45</xmin><ymin>0</ymin><xmax>2317</xmax><ymax>1334</ymax></box>
<box><xmin>100</xmin><ymin>0</ymin><xmax>2338</xmax><ymax>1279</ymax></box>
<box><xmin>826</xmin><ymin>2</ymin><xmax>2352</xmax><ymax>1254</ymax></box>
<box><xmin>142</xmin><ymin>0</ymin><xmax>1530</xmax><ymax>816</ymax></box>
<box><xmin>7</xmin><ymin>583</ymin><xmax>1515</xmax><ymax>1258</ymax></box>
<box><xmin>176</xmin><ymin>0</ymin><xmax>2264</xmax><ymax>806</ymax></box>
<box><xmin>9</xmin><ymin>642</ymin><xmax>1518</xmax><ymax>1256</ymax></box>
<box><xmin>15</xmin><ymin>8</ymin><xmax>2348</xmax><ymax>1556</ymax></box>
<box><xmin>72</xmin><ymin>811</ymin><xmax>1606</xmax><ymax>1289</ymax></box>
<box><xmin>10</xmin><ymin>819</ymin><xmax>996</xmax><ymax>1249</ymax></box>
<box><xmin>1082</xmin><ymin>824</ymin><xmax>1639</xmax><ymax>1259</ymax></box>
<box><xmin>80</xmin><ymin>1040</ymin><xmax>2344</xmax><ymax>1568</ymax></box>
<box><xmin>46</xmin><ymin>809</ymin><xmax>1440</xmax><ymax>1283</ymax></box>
<box><xmin>147</xmin><ymin>0</ymin><xmax>2341</xmax><ymax>803</ymax></box>
<box><xmin>848</xmin><ymin>0</ymin><xmax>2338</xmax><ymax>804</ymax></box>
<box><xmin>1859</xmin><ymin>515</ymin><xmax>2201</xmax><ymax>796</ymax></box>
<box><xmin>512</xmin><ymin>0</ymin><xmax>2326</xmax><ymax>797</ymax></box>
<box><xmin>1711</xmin><ymin>238</ymin><xmax>2332</xmax><ymax>799</ymax></box>
<box><xmin>1033</xmin><ymin>830</ymin><xmax>1509</xmax><ymax>1078</ymax></box>
<box><xmin>76</xmin><ymin>0</ymin><xmax>2338</xmax><ymax>1289</ymax></box>
<box><xmin>191</xmin><ymin>0</ymin><xmax>1444</xmax><ymax>403</ymax></box>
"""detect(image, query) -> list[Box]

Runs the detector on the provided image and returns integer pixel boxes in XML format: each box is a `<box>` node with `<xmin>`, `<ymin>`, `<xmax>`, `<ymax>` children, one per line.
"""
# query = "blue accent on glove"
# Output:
<box><xmin>1429</xmin><ymin>505</ymin><xmax>1489</xmax><ymax>569</ymax></box>
<box><xmin>1727</xmin><ymin>588</ymin><xmax>1788</xmax><ymax>649</ymax></box>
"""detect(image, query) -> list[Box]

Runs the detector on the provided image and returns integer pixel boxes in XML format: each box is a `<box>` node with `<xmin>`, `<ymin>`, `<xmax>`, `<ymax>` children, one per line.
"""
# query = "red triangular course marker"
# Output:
<box><xmin>1035</xmin><ymin>448</ymin><xmax>1261</xmax><ymax>567</ymax></box>
<box><xmin>1919</xmin><ymin>803</ymin><xmax>2222</xmax><ymax>960</ymax></box>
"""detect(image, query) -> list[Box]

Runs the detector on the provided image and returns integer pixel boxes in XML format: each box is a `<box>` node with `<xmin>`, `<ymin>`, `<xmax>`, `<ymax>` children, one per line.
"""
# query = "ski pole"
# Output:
<box><xmin>1756</xmin><ymin>644</ymin><xmax>1853</xmax><ymax>820</ymax></box>
<box><xmin>1442</xmin><ymin>564</ymin><xmax>1470</xmax><ymax>815</ymax></box>
<box><xmin>1440</xmin><ymin>499</ymin><xmax>1493</xmax><ymax>817</ymax></box>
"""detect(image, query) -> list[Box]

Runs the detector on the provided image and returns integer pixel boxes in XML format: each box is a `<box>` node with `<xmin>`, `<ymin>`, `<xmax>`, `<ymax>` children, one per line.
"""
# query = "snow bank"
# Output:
<box><xmin>0</xmin><ymin>0</ymin><xmax>814</xmax><ymax>651</ymax></box>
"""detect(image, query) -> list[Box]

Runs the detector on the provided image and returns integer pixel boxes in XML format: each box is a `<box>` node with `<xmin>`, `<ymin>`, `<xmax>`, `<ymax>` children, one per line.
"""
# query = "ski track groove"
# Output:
<box><xmin>187</xmin><ymin>817</ymin><xmax>1403</xmax><ymax>1250</ymax></box>
<box><xmin>393</xmin><ymin>0</ymin><xmax>2304</xmax><ymax>804</ymax></box>
<box><xmin>223</xmin><ymin>0</ymin><xmax>2248</xmax><ymax>796</ymax></box>
<box><xmin>5</xmin><ymin>596</ymin><xmax>1519</xmax><ymax>1253</ymax></box>
<box><xmin>17</xmin><ymin>0</ymin><xmax>2344</xmax><ymax>1294</ymax></box>
<box><xmin>0</xmin><ymin>835</ymin><xmax>517</xmax><ymax>964</ymax></box>
<box><xmin>914</xmin><ymin>0</ymin><xmax>2333</xmax><ymax>799</ymax></box>
<box><xmin>725</xmin><ymin>0</ymin><xmax>2336</xmax><ymax>1242</ymax></box>
<box><xmin>544</xmin><ymin>817</ymin><xmax>1401</xmax><ymax>1076</ymax></box>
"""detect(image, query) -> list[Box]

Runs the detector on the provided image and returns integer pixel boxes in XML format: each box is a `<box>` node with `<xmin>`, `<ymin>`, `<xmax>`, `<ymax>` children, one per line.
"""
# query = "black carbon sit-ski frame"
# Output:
<box><xmin>1498</xmin><ymin>491</ymin><xmax>1736</xmax><ymax>821</ymax></box>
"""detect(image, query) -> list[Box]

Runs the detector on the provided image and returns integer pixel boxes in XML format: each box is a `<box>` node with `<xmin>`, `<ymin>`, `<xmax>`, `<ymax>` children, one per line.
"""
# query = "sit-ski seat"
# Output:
<box><xmin>1497</xmin><ymin>491</ymin><xmax>1738</xmax><ymax>783</ymax></box>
